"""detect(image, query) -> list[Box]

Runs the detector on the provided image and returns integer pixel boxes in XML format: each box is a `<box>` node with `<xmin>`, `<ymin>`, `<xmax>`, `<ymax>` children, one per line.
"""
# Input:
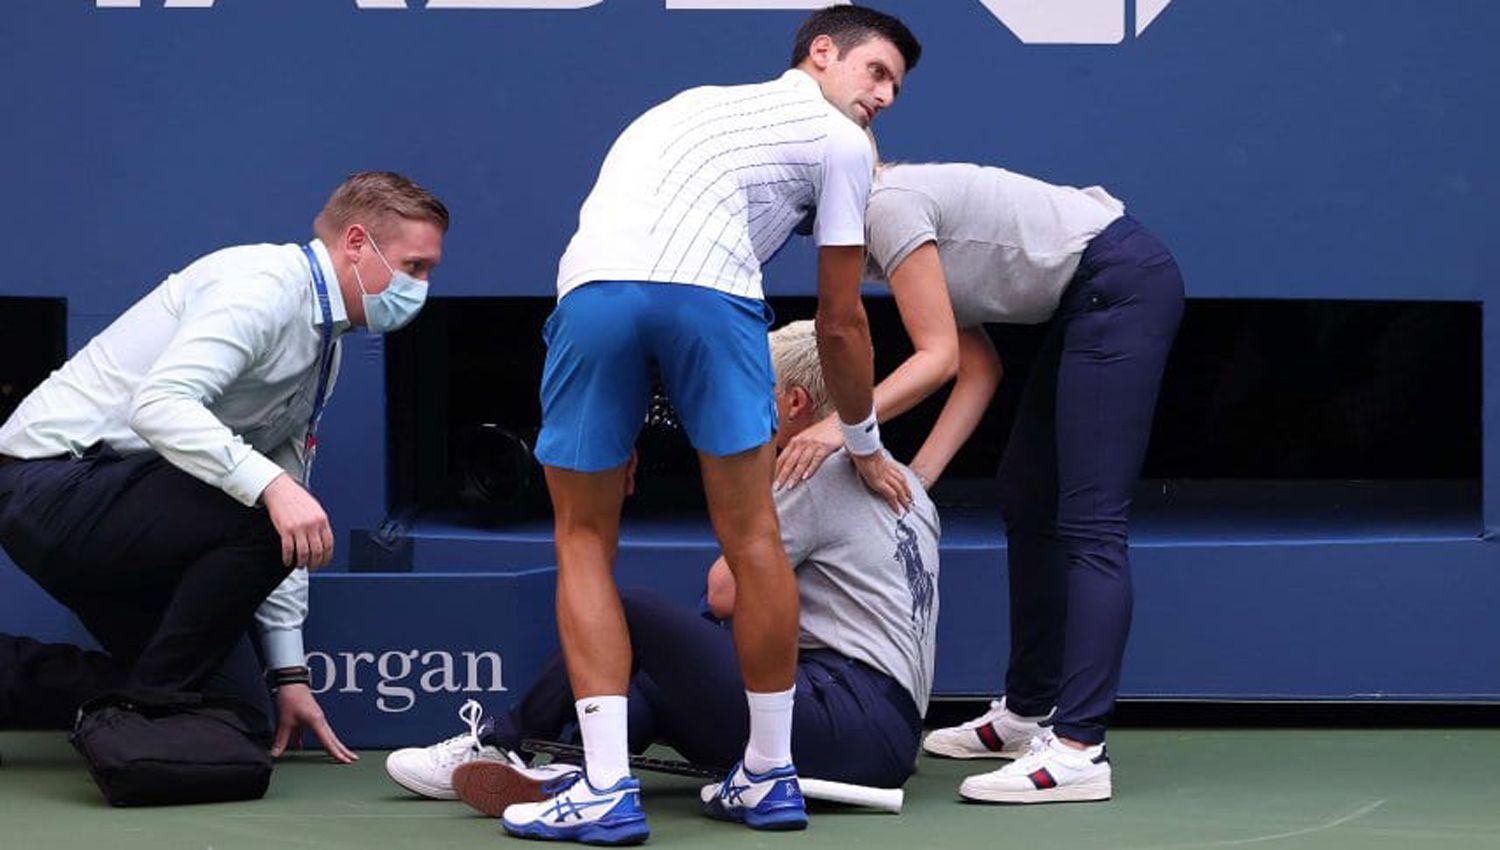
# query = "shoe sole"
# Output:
<box><xmin>453</xmin><ymin>762</ymin><xmax>552</xmax><ymax>817</ymax></box>
<box><xmin>746</xmin><ymin>808</ymin><xmax>809</xmax><ymax>831</ymax></box>
<box><xmin>702</xmin><ymin>799</ymin><xmax>808</xmax><ymax>831</ymax></box>
<box><xmin>502</xmin><ymin>816</ymin><xmax>650</xmax><ymax>845</ymax></box>
<box><xmin>923</xmin><ymin>737</ymin><xmax>1022</xmax><ymax>760</ymax></box>
<box><xmin>958</xmin><ymin>779</ymin><xmax>1112</xmax><ymax>804</ymax></box>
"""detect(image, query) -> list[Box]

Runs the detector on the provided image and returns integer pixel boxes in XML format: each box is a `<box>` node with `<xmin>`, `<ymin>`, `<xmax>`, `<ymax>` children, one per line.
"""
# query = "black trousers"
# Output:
<box><xmin>998</xmin><ymin>216</ymin><xmax>1185</xmax><ymax>744</ymax></box>
<box><xmin>495</xmin><ymin>589</ymin><xmax>922</xmax><ymax>789</ymax></box>
<box><xmin>0</xmin><ymin>449</ymin><xmax>289</xmax><ymax>737</ymax></box>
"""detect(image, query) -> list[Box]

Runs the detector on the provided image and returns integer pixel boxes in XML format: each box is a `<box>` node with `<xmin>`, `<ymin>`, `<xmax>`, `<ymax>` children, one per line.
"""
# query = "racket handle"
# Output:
<box><xmin>799</xmin><ymin>778</ymin><xmax>904</xmax><ymax>813</ymax></box>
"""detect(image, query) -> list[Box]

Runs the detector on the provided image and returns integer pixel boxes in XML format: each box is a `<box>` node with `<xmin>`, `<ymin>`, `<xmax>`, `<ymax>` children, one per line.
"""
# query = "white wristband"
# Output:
<box><xmin>840</xmin><ymin>407</ymin><xmax>882</xmax><ymax>457</ymax></box>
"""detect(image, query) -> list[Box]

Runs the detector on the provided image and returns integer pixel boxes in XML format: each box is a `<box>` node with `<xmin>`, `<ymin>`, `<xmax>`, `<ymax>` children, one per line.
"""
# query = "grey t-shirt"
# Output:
<box><xmin>865</xmin><ymin>162</ymin><xmax>1126</xmax><ymax>327</ymax></box>
<box><xmin>776</xmin><ymin>450</ymin><xmax>941</xmax><ymax>716</ymax></box>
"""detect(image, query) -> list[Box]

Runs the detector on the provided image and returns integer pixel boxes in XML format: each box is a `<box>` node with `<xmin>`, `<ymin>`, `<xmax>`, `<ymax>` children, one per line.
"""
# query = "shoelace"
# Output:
<box><xmin>717</xmin><ymin>771</ymin><xmax>753</xmax><ymax>805</ymax></box>
<box><xmin>961</xmin><ymin>699</ymin><xmax>1007</xmax><ymax>730</ymax></box>
<box><xmin>1006</xmin><ymin>732</ymin><xmax>1057</xmax><ymax>773</ymax></box>
<box><xmin>432</xmin><ymin>699</ymin><xmax>486</xmax><ymax>766</ymax></box>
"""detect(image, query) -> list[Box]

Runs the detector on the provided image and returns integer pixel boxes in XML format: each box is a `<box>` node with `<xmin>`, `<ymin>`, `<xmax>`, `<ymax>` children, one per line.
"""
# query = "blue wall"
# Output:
<box><xmin>2</xmin><ymin>2</ymin><xmax>1496</xmax><ymax>728</ymax></box>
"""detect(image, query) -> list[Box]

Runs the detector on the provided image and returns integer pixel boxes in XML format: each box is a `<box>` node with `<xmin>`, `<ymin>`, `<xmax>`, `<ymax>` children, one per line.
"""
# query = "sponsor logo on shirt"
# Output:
<box><xmin>894</xmin><ymin>519</ymin><xmax>935</xmax><ymax>635</ymax></box>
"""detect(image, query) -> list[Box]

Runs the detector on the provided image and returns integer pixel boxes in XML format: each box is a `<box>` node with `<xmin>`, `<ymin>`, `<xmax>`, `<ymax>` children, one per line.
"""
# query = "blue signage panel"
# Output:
<box><xmin>0</xmin><ymin>1</ymin><xmax>1495</xmax><ymax>713</ymax></box>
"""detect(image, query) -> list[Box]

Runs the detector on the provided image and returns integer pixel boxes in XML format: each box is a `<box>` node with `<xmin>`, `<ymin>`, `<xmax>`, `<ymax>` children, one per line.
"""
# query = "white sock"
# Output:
<box><xmin>742</xmin><ymin>686</ymin><xmax>795</xmax><ymax>774</ymax></box>
<box><xmin>1050</xmin><ymin>736</ymin><xmax>1103</xmax><ymax>765</ymax></box>
<box><xmin>1001</xmin><ymin>697</ymin><xmax>1053</xmax><ymax>724</ymax></box>
<box><xmin>576</xmin><ymin>696</ymin><xmax>629</xmax><ymax>789</ymax></box>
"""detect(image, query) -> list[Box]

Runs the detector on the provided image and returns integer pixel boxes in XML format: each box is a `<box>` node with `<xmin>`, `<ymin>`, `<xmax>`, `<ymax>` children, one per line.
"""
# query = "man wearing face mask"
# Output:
<box><xmin>0</xmin><ymin>171</ymin><xmax>447</xmax><ymax>768</ymax></box>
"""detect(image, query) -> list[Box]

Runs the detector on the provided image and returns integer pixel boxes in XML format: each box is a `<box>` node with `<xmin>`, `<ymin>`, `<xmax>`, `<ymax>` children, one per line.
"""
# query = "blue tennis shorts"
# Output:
<box><xmin>534</xmin><ymin>281</ymin><xmax>778</xmax><ymax>472</ymax></box>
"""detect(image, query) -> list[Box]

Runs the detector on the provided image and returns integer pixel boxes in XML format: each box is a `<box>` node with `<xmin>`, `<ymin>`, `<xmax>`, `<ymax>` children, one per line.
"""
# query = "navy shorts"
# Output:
<box><xmin>535</xmin><ymin>281</ymin><xmax>778</xmax><ymax>472</ymax></box>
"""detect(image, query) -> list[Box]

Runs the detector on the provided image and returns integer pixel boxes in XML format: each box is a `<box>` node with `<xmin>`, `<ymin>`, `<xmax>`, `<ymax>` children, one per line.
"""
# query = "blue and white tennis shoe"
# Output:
<box><xmin>501</xmin><ymin>770</ymin><xmax>649</xmax><ymax>846</ymax></box>
<box><xmin>699</xmin><ymin>760</ymin><xmax>808</xmax><ymax>831</ymax></box>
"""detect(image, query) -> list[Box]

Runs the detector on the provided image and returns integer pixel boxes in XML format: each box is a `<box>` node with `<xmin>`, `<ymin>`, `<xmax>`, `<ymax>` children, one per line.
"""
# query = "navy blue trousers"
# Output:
<box><xmin>0</xmin><ymin>449</ymin><xmax>285</xmax><ymax>738</ymax></box>
<box><xmin>496</xmin><ymin>588</ymin><xmax>922</xmax><ymax>789</ymax></box>
<box><xmin>998</xmin><ymin>216</ymin><xmax>1185</xmax><ymax>744</ymax></box>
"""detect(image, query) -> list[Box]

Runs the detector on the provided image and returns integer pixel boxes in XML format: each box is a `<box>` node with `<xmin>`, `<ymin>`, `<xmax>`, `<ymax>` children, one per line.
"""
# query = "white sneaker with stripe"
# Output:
<box><xmin>922</xmin><ymin>697</ymin><xmax>1053</xmax><ymax>760</ymax></box>
<box><xmin>958</xmin><ymin>730</ymin><xmax>1112</xmax><ymax>803</ymax></box>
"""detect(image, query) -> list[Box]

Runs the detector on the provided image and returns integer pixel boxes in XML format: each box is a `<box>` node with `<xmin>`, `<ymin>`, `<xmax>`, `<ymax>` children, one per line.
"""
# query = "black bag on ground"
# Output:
<box><xmin>69</xmin><ymin>689</ymin><xmax>272</xmax><ymax>806</ymax></box>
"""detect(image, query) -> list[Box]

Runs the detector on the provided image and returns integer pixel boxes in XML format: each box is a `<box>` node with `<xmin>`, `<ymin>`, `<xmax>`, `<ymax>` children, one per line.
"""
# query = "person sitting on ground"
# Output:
<box><xmin>385</xmin><ymin>319</ymin><xmax>941</xmax><ymax>816</ymax></box>
<box><xmin>774</xmin><ymin>159</ymin><xmax>1186</xmax><ymax>804</ymax></box>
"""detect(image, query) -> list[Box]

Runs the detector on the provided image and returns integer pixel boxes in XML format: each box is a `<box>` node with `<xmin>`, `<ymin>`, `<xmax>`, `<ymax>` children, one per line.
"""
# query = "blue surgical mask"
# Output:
<box><xmin>353</xmin><ymin>233</ymin><xmax>429</xmax><ymax>334</ymax></box>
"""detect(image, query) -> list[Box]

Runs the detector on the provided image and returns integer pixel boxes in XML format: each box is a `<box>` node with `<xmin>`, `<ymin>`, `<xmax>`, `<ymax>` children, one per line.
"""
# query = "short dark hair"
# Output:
<box><xmin>789</xmin><ymin>5</ymin><xmax>921</xmax><ymax>73</ymax></box>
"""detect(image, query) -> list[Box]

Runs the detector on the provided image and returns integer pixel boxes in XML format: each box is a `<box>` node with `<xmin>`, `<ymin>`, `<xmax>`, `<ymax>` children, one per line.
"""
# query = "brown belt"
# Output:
<box><xmin>0</xmin><ymin>455</ymin><xmax>18</xmax><ymax>468</ymax></box>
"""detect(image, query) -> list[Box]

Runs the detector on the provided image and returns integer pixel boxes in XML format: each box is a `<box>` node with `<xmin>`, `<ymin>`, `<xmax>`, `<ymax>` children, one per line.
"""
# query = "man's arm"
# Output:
<box><xmin>815</xmin><ymin>247</ymin><xmax>913</xmax><ymax>513</ymax></box>
<box><xmin>814</xmin><ymin>245</ymin><xmax>877</xmax><ymax>425</ymax></box>
<box><xmin>256</xmin><ymin>567</ymin><xmax>308</xmax><ymax>671</ymax></box>
<box><xmin>132</xmin><ymin>279</ymin><xmax>350</xmax><ymax>759</ymax></box>
<box><xmin>706</xmin><ymin>556</ymin><xmax>735</xmax><ymax>619</ymax></box>
<box><xmin>128</xmin><ymin>278</ymin><xmax>332</xmax><ymax>569</ymax></box>
<box><xmin>257</xmin><ymin>444</ymin><xmax>353</xmax><ymax>764</ymax></box>
<box><xmin>811</xmin><ymin>122</ymin><xmax>912</xmax><ymax>513</ymax></box>
<box><xmin>252</xmin><ymin>441</ymin><xmax>312</xmax><ymax>658</ymax></box>
<box><xmin>779</xmin><ymin>242</ymin><xmax>959</xmax><ymax>488</ymax></box>
<box><xmin>127</xmin><ymin>276</ymin><xmax>288</xmax><ymax>506</ymax></box>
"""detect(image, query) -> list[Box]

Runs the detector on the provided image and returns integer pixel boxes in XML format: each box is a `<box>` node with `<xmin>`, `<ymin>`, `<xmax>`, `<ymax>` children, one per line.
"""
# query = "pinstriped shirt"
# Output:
<box><xmin>556</xmin><ymin>69</ymin><xmax>873</xmax><ymax>301</ymax></box>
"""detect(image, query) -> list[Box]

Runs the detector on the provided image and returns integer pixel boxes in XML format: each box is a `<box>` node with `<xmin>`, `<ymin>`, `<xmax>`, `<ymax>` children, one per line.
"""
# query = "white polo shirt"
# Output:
<box><xmin>0</xmin><ymin>239</ymin><xmax>350</xmax><ymax>668</ymax></box>
<box><xmin>557</xmin><ymin>68</ymin><xmax>873</xmax><ymax>301</ymax></box>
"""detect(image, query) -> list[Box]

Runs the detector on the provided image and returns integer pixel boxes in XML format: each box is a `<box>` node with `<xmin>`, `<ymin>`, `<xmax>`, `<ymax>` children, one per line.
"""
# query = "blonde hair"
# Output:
<box><xmin>313</xmin><ymin>171</ymin><xmax>449</xmax><ymax>243</ymax></box>
<box><xmin>769</xmin><ymin>320</ymin><xmax>832</xmax><ymax>417</ymax></box>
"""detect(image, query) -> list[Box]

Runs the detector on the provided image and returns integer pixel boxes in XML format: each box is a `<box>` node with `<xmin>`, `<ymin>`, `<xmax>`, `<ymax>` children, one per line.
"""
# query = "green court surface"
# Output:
<box><xmin>2</xmin><ymin>729</ymin><xmax>1498</xmax><ymax>850</ymax></box>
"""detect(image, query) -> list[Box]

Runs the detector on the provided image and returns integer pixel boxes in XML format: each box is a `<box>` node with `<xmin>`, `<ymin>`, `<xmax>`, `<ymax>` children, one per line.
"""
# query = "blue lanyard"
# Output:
<box><xmin>300</xmin><ymin>243</ymin><xmax>338</xmax><ymax>468</ymax></box>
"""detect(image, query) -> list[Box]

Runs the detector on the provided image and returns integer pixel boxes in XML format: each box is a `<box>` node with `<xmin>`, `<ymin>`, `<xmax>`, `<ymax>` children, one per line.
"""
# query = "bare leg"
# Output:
<box><xmin>543</xmin><ymin>464</ymin><xmax>632</xmax><ymax>701</ymax></box>
<box><xmin>698</xmin><ymin>443</ymin><xmax>797</xmax><ymax>693</ymax></box>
